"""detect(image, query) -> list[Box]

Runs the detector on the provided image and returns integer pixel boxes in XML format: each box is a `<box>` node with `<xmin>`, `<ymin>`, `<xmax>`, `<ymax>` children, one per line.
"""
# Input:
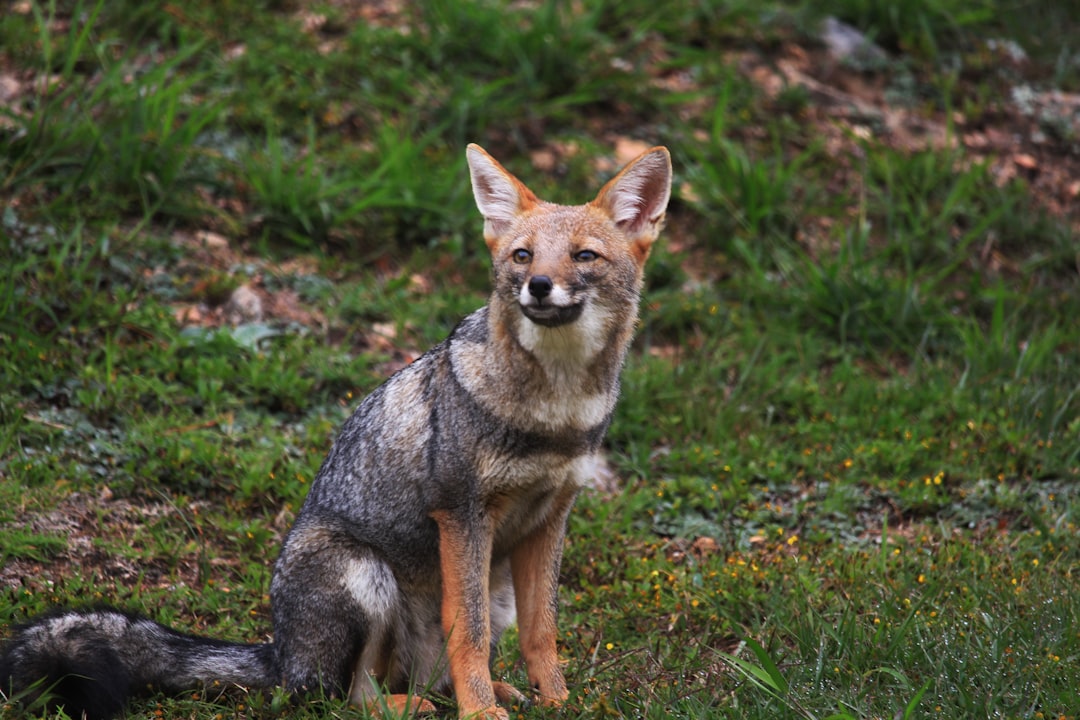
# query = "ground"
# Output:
<box><xmin>1</xmin><ymin>2</ymin><xmax>1078</xmax><ymax>718</ymax></box>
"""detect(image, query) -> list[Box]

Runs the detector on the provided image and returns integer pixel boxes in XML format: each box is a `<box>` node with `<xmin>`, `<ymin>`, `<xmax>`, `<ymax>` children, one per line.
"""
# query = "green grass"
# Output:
<box><xmin>2</xmin><ymin>1</ymin><xmax>1078</xmax><ymax>719</ymax></box>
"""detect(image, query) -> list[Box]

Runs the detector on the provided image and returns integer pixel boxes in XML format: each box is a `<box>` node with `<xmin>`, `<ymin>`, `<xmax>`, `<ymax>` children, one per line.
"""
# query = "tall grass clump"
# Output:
<box><xmin>3</xmin><ymin>3</ymin><xmax>230</xmax><ymax>222</ymax></box>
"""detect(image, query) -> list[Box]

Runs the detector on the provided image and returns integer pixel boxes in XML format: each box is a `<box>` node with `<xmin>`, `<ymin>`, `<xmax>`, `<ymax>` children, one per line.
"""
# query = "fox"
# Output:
<box><xmin>0</xmin><ymin>142</ymin><xmax>672</xmax><ymax>720</ymax></box>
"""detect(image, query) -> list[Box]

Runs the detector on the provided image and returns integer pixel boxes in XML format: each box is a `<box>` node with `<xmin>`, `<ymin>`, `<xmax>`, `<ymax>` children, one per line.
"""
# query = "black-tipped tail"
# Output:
<box><xmin>1</xmin><ymin>608</ymin><xmax>277</xmax><ymax>720</ymax></box>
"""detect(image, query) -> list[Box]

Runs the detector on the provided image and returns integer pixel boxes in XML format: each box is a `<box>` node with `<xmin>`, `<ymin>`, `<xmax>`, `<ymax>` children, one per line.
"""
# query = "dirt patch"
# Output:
<box><xmin>741</xmin><ymin>40</ymin><xmax>1080</xmax><ymax>233</ymax></box>
<box><xmin>2</xmin><ymin>492</ymin><xmax>205</xmax><ymax>594</ymax></box>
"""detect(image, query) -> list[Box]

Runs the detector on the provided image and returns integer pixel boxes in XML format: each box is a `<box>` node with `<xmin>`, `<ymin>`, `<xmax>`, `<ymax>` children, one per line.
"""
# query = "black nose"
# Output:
<box><xmin>528</xmin><ymin>275</ymin><xmax>553</xmax><ymax>300</ymax></box>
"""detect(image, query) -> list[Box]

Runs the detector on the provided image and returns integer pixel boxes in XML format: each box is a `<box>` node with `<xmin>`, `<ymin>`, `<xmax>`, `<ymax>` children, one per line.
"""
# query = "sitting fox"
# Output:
<box><xmin>0</xmin><ymin>143</ymin><xmax>672</xmax><ymax>719</ymax></box>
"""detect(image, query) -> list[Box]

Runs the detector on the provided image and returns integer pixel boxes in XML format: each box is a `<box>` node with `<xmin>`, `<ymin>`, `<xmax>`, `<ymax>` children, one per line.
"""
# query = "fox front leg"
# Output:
<box><xmin>430</xmin><ymin>509</ymin><xmax>506</xmax><ymax>720</ymax></box>
<box><xmin>510</xmin><ymin>485</ymin><xmax>577</xmax><ymax>707</ymax></box>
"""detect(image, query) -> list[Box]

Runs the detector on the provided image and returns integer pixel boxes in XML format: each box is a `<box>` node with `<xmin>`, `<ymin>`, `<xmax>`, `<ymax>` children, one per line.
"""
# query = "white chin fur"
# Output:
<box><xmin>517</xmin><ymin>303</ymin><xmax>607</xmax><ymax>367</ymax></box>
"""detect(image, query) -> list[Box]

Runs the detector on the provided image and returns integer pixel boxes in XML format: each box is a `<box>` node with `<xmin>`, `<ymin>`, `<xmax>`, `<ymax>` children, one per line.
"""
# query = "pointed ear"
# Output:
<box><xmin>592</xmin><ymin>146</ymin><xmax>672</xmax><ymax>246</ymax></box>
<box><xmin>466</xmin><ymin>143</ymin><xmax>538</xmax><ymax>242</ymax></box>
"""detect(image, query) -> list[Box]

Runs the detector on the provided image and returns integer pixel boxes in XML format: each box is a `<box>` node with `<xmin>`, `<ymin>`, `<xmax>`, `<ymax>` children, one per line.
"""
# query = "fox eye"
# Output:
<box><xmin>573</xmin><ymin>249</ymin><xmax>599</xmax><ymax>262</ymax></box>
<box><xmin>512</xmin><ymin>249</ymin><xmax>532</xmax><ymax>264</ymax></box>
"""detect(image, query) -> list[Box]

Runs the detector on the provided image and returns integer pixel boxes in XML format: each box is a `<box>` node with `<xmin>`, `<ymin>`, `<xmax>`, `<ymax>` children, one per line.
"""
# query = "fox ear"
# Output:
<box><xmin>593</xmin><ymin>146</ymin><xmax>672</xmax><ymax>247</ymax></box>
<box><xmin>466</xmin><ymin>143</ymin><xmax>538</xmax><ymax>242</ymax></box>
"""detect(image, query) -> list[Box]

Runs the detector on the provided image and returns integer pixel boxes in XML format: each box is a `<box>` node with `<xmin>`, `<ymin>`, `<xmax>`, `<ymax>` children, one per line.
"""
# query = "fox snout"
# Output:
<box><xmin>527</xmin><ymin>275</ymin><xmax>554</xmax><ymax>301</ymax></box>
<box><xmin>518</xmin><ymin>273</ymin><xmax>569</xmax><ymax>310</ymax></box>
<box><xmin>517</xmin><ymin>275</ymin><xmax>583</xmax><ymax>327</ymax></box>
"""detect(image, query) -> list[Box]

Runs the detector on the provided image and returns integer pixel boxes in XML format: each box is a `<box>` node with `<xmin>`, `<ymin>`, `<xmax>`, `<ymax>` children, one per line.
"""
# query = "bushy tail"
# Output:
<box><xmin>0</xmin><ymin>608</ymin><xmax>277</xmax><ymax>720</ymax></box>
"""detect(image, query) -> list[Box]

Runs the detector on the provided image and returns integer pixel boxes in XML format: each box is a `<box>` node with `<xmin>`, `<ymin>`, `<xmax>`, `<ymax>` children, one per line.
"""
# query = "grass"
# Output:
<box><xmin>2</xmin><ymin>0</ymin><xmax>1078</xmax><ymax>719</ymax></box>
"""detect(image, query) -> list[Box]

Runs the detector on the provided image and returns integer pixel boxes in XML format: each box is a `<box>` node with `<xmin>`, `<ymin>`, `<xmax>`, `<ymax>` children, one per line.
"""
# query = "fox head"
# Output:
<box><xmin>465</xmin><ymin>143</ymin><xmax>672</xmax><ymax>359</ymax></box>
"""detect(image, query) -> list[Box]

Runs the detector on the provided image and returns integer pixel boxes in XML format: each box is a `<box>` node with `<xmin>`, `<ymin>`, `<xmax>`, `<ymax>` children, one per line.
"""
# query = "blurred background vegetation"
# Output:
<box><xmin>1</xmin><ymin>1</ymin><xmax>1078</xmax><ymax>718</ymax></box>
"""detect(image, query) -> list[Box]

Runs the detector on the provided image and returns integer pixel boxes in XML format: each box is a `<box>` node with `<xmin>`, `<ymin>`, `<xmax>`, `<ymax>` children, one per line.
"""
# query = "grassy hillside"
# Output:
<box><xmin>2</xmin><ymin>1</ymin><xmax>1077</xmax><ymax>718</ymax></box>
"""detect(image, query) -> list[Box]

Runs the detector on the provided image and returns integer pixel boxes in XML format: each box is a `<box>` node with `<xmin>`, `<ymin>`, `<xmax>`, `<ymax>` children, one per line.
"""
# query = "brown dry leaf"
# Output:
<box><xmin>963</xmin><ymin>132</ymin><xmax>989</xmax><ymax>150</ymax></box>
<box><xmin>690</xmin><ymin>536</ymin><xmax>719</xmax><ymax>558</ymax></box>
<box><xmin>408</xmin><ymin>273</ymin><xmax>433</xmax><ymax>294</ymax></box>
<box><xmin>0</xmin><ymin>73</ymin><xmax>21</xmax><ymax>103</ymax></box>
<box><xmin>371</xmin><ymin>322</ymin><xmax>397</xmax><ymax>341</ymax></box>
<box><xmin>551</xmin><ymin>140</ymin><xmax>580</xmax><ymax>158</ymax></box>
<box><xmin>297</xmin><ymin>11</ymin><xmax>327</xmax><ymax>34</ymax></box>
<box><xmin>224</xmin><ymin>43</ymin><xmax>247</xmax><ymax>61</ymax></box>
<box><xmin>1013</xmin><ymin>153</ymin><xmax>1038</xmax><ymax>170</ymax></box>
<box><xmin>614</xmin><ymin>136</ymin><xmax>652</xmax><ymax>165</ymax></box>
<box><xmin>318</xmin><ymin>40</ymin><xmax>343</xmax><ymax>56</ymax></box>
<box><xmin>265</xmin><ymin>288</ymin><xmax>323</xmax><ymax>327</ymax></box>
<box><xmin>530</xmin><ymin>148</ymin><xmax>558</xmax><ymax>172</ymax></box>
<box><xmin>194</xmin><ymin>230</ymin><xmax>229</xmax><ymax>250</ymax></box>
<box><xmin>174</xmin><ymin>304</ymin><xmax>204</xmax><ymax>325</ymax></box>
<box><xmin>355</xmin><ymin>0</ymin><xmax>407</xmax><ymax>27</ymax></box>
<box><xmin>679</xmin><ymin>182</ymin><xmax>700</xmax><ymax>204</ymax></box>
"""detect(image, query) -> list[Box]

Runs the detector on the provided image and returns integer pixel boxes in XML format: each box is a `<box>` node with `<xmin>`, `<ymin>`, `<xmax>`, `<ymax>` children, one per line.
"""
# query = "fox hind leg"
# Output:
<box><xmin>271</xmin><ymin>577</ymin><xmax>363</xmax><ymax>695</ymax></box>
<box><xmin>271</xmin><ymin>528</ymin><xmax>401</xmax><ymax>699</ymax></box>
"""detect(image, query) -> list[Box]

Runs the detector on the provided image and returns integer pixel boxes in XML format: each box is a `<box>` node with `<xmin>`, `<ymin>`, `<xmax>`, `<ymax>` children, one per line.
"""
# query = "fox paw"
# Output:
<box><xmin>379</xmin><ymin>693</ymin><xmax>437</xmax><ymax>715</ymax></box>
<box><xmin>460</xmin><ymin>705</ymin><xmax>509</xmax><ymax>720</ymax></box>
<box><xmin>531</xmin><ymin>680</ymin><xmax>569</xmax><ymax>708</ymax></box>
<box><xmin>492</xmin><ymin>681</ymin><xmax>528</xmax><ymax>706</ymax></box>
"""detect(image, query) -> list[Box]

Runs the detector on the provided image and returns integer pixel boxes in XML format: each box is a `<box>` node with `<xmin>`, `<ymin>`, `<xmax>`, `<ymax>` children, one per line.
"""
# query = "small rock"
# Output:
<box><xmin>0</xmin><ymin>73</ymin><xmax>21</xmax><ymax>103</ymax></box>
<box><xmin>224</xmin><ymin>284</ymin><xmax>264</xmax><ymax>325</ymax></box>
<box><xmin>821</xmin><ymin>17</ymin><xmax>887</xmax><ymax>68</ymax></box>
<box><xmin>986</xmin><ymin>38</ymin><xmax>1027</xmax><ymax>65</ymax></box>
<box><xmin>195</xmin><ymin>230</ymin><xmax>229</xmax><ymax>250</ymax></box>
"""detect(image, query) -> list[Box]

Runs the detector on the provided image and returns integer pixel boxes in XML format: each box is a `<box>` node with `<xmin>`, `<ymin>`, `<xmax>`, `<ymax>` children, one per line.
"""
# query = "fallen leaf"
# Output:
<box><xmin>691</xmin><ymin>536</ymin><xmax>719</xmax><ymax>558</ymax></box>
<box><xmin>530</xmin><ymin>148</ymin><xmax>558</xmax><ymax>172</ymax></box>
<box><xmin>614</xmin><ymin>137</ymin><xmax>652</xmax><ymax>165</ymax></box>
<box><xmin>194</xmin><ymin>230</ymin><xmax>229</xmax><ymax>250</ymax></box>
<box><xmin>372</xmin><ymin>322</ymin><xmax>397</xmax><ymax>340</ymax></box>
<box><xmin>1013</xmin><ymin>153</ymin><xmax>1038</xmax><ymax>170</ymax></box>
